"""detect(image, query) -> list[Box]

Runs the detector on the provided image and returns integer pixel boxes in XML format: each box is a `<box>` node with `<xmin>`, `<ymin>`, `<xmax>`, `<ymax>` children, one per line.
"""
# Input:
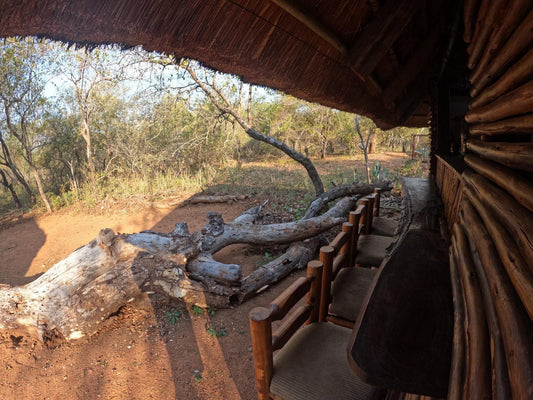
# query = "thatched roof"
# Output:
<box><xmin>0</xmin><ymin>0</ymin><xmax>458</xmax><ymax>128</ymax></box>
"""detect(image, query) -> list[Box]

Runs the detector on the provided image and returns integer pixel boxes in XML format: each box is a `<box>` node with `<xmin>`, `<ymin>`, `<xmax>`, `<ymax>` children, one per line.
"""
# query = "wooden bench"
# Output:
<box><xmin>347</xmin><ymin>179</ymin><xmax>453</xmax><ymax>398</ymax></box>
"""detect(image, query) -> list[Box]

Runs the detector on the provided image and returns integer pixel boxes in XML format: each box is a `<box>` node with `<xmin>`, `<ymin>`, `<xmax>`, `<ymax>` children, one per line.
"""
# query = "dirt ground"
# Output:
<box><xmin>0</xmin><ymin>195</ymin><xmax>317</xmax><ymax>400</ymax></box>
<box><xmin>0</xmin><ymin>153</ymin><xmax>411</xmax><ymax>400</ymax></box>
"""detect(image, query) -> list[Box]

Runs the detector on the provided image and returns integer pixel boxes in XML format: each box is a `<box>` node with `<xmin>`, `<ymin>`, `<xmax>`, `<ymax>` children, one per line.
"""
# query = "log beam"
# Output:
<box><xmin>462</xmin><ymin>169</ymin><xmax>533</xmax><ymax>265</ymax></box>
<box><xmin>470</xmin><ymin>10</ymin><xmax>533</xmax><ymax>96</ymax></box>
<box><xmin>464</xmin><ymin>187</ymin><xmax>533</xmax><ymax>321</ymax></box>
<box><xmin>463</xmin><ymin>0</ymin><xmax>481</xmax><ymax>43</ymax></box>
<box><xmin>469</xmin><ymin>114</ymin><xmax>533</xmax><ymax>136</ymax></box>
<box><xmin>466</xmin><ymin>0</ymin><xmax>507</xmax><ymax>70</ymax></box>
<box><xmin>447</xmin><ymin>249</ymin><xmax>466</xmax><ymax>400</ymax></box>
<box><xmin>470</xmin><ymin>2</ymin><xmax>533</xmax><ymax>99</ymax></box>
<box><xmin>466</xmin><ymin>80</ymin><xmax>533</xmax><ymax>124</ymax></box>
<box><xmin>267</xmin><ymin>0</ymin><xmax>346</xmax><ymax>55</ymax></box>
<box><xmin>466</xmin><ymin>139</ymin><xmax>533</xmax><ymax>173</ymax></box>
<box><xmin>472</xmin><ymin>47</ymin><xmax>533</xmax><ymax>109</ymax></box>
<box><xmin>464</xmin><ymin>153</ymin><xmax>533</xmax><ymax>212</ymax></box>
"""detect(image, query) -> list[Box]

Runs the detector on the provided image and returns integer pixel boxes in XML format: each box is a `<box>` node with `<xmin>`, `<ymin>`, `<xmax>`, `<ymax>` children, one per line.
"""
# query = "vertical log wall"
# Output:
<box><xmin>443</xmin><ymin>1</ymin><xmax>533</xmax><ymax>399</ymax></box>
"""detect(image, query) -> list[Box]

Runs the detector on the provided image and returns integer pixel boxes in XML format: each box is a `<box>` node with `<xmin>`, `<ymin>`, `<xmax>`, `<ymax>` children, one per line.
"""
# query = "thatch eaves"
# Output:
<box><xmin>0</xmin><ymin>0</ymin><xmax>458</xmax><ymax>128</ymax></box>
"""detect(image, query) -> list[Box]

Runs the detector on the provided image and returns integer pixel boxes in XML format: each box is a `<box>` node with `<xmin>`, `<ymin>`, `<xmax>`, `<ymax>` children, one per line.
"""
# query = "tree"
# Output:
<box><xmin>0</xmin><ymin>37</ymin><xmax>55</xmax><ymax>212</ymax></box>
<box><xmin>58</xmin><ymin>46</ymin><xmax>130</xmax><ymax>183</ymax></box>
<box><xmin>177</xmin><ymin>60</ymin><xmax>325</xmax><ymax>197</ymax></box>
<box><xmin>355</xmin><ymin>115</ymin><xmax>375</xmax><ymax>184</ymax></box>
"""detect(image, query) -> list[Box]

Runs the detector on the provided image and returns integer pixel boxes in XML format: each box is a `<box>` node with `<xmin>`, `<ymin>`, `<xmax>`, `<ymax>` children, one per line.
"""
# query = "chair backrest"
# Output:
<box><xmin>359</xmin><ymin>189</ymin><xmax>381</xmax><ymax>234</ymax></box>
<box><xmin>318</xmin><ymin>221</ymin><xmax>354</xmax><ymax>322</ymax></box>
<box><xmin>249</xmin><ymin>260</ymin><xmax>323</xmax><ymax>400</ymax></box>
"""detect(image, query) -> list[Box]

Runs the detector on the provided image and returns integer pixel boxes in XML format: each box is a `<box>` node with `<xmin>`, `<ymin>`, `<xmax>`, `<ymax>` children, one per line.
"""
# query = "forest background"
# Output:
<box><xmin>0</xmin><ymin>37</ymin><xmax>428</xmax><ymax>215</ymax></box>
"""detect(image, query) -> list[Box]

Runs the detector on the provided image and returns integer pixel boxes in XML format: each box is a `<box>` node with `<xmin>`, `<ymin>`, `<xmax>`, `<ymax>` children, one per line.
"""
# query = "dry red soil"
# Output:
<box><xmin>0</xmin><ymin>197</ymin><xmax>303</xmax><ymax>400</ymax></box>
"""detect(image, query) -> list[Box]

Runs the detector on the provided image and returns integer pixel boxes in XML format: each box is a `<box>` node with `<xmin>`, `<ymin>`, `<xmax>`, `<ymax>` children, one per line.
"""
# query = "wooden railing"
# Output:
<box><xmin>435</xmin><ymin>155</ymin><xmax>464</xmax><ymax>230</ymax></box>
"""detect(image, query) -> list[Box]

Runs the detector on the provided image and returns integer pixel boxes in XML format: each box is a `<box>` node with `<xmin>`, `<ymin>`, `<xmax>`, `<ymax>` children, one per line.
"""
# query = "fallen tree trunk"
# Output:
<box><xmin>302</xmin><ymin>181</ymin><xmax>392</xmax><ymax>219</ymax></box>
<box><xmin>238</xmin><ymin>237</ymin><xmax>321</xmax><ymax>301</ymax></box>
<box><xmin>0</xmin><ymin>190</ymin><xmax>363</xmax><ymax>342</ymax></box>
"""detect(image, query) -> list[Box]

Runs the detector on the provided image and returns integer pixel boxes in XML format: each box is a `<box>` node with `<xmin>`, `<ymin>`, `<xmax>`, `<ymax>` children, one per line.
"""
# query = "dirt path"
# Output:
<box><xmin>0</xmin><ymin>195</ymin><xmax>303</xmax><ymax>400</ymax></box>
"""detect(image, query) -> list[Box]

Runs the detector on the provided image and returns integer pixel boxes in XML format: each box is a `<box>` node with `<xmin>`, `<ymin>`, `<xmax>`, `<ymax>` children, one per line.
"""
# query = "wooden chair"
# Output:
<box><xmin>249</xmin><ymin>260</ymin><xmax>385</xmax><ymax>400</ymax></box>
<box><xmin>355</xmin><ymin>195</ymin><xmax>396</xmax><ymax>268</ymax></box>
<box><xmin>318</xmin><ymin>215</ymin><xmax>378</xmax><ymax>328</ymax></box>
<box><xmin>319</xmin><ymin>194</ymin><xmax>400</xmax><ymax>327</ymax></box>
<box><xmin>370</xmin><ymin>188</ymin><xmax>398</xmax><ymax>237</ymax></box>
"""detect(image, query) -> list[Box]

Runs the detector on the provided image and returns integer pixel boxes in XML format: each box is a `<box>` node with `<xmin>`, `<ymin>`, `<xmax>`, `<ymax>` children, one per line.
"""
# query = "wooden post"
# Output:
<box><xmin>349</xmin><ymin>209</ymin><xmax>363</xmax><ymax>266</ymax></box>
<box><xmin>367</xmin><ymin>194</ymin><xmax>375</xmax><ymax>234</ymax></box>
<box><xmin>306</xmin><ymin>260</ymin><xmax>323</xmax><ymax>324</ymax></box>
<box><xmin>249</xmin><ymin>307</ymin><xmax>273</xmax><ymax>400</ymax></box>
<box><xmin>341</xmin><ymin>222</ymin><xmax>354</xmax><ymax>269</ymax></box>
<box><xmin>318</xmin><ymin>246</ymin><xmax>334</xmax><ymax>323</ymax></box>
<box><xmin>373</xmin><ymin>187</ymin><xmax>381</xmax><ymax>216</ymax></box>
<box><xmin>359</xmin><ymin>199</ymin><xmax>369</xmax><ymax>235</ymax></box>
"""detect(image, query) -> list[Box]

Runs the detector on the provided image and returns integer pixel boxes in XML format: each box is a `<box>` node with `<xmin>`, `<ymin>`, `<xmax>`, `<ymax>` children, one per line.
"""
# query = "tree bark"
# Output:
<box><xmin>0</xmin><ymin>137</ymin><xmax>35</xmax><ymax>204</ymax></box>
<box><xmin>30</xmin><ymin>164</ymin><xmax>52</xmax><ymax>213</ymax></box>
<box><xmin>355</xmin><ymin>115</ymin><xmax>373</xmax><ymax>183</ymax></box>
<box><xmin>0</xmin><ymin>167</ymin><xmax>21</xmax><ymax>208</ymax></box>
<box><xmin>302</xmin><ymin>181</ymin><xmax>391</xmax><ymax>219</ymax></box>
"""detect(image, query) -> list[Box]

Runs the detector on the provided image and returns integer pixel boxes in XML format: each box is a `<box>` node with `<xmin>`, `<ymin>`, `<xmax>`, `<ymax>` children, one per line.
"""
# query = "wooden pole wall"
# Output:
<box><xmin>441</xmin><ymin>1</ymin><xmax>533</xmax><ymax>399</ymax></box>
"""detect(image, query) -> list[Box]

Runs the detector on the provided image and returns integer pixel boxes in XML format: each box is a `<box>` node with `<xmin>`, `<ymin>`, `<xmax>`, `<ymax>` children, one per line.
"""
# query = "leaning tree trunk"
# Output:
<box><xmin>0</xmin><ymin>190</ymin><xmax>373</xmax><ymax>342</ymax></box>
<box><xmin>182</xmin><ymin>62</ymin><xmax>325</xmax><ymax>196</ymax></box>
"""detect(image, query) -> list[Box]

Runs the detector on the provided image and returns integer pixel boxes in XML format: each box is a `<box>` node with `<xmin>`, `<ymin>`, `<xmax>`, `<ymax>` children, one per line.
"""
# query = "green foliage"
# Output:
<box><xmin>260</xmin><ymin>252</ymin><xmax>277</xmax><ymax>265</ymax></box>
<box><xmin>398</xmin><ymin>159</ymin><xmax>427</xmax><ymax>178</ymax></box>
<box><xmin>193</xmin><ymin>371</ymin><xmax>203</xmax><ymax>382</ymax></box>
<box><xmin>206</xmin><ymin>324</ymin><xmax>227</xmax><ymax>338</ymax></box>
<box><xmin>191</xmin><ymin>305</ymin><xmax>205</xmax><ymax>316</ymax></box>
<box><xmin>165</xmin><ymin>310</ymin><xmax>183</xmax><ymax>324</ymax></box>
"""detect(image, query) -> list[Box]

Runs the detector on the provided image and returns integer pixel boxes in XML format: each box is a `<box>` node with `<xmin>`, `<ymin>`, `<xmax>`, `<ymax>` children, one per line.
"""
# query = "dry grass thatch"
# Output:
<box><xmin>0</xmin><ymin>0</ymin><xmax>456</xmax><ymax>128</ymax></box>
